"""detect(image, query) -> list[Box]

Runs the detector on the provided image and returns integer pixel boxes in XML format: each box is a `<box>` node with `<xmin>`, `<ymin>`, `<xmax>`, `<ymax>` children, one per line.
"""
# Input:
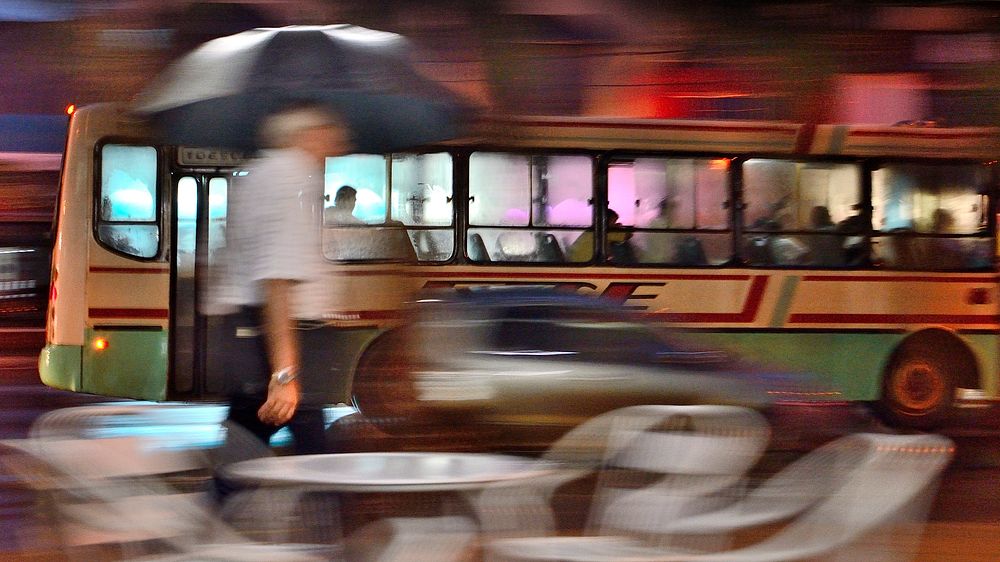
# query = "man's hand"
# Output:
<box><xmin>260</xmin><ymin>278</ymin><xmax>301</xmax><ymax>426</ymax></box>
<box><xmin>258</xmin><ymin>378</ymin><xmax>300</xmax><ymax>425</ymax></box>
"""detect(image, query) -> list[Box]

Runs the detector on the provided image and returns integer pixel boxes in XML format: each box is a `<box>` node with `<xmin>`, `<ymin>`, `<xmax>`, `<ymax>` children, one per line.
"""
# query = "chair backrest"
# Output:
<box><xmin>586</xmin><ymin>405</ymin><xmax>770</xmax><ymax>535</ymax></box>
<box><xmin>494</xmin><ymin>231</ymin><xmax>538</xmax><ymax>261</ymax></box>
<box><xmin>693</xmin><ymin>432</ymin><xmax>954</xmax><ymax>562</ymax></box>
<box><xmin>536</xmin><ymin>233</ymin><xmax>565</xmax><ymax>262</ymax></box>
<box><xmin>476</xmin><ymin>405</ymin><xmax>767</xmax><ymax>540</ymax></box>
<box><xmin>468</xmin><ymin>232</ymin><xmax>490</xmax><ymax>262</ymax></box>
<box><xmin>673</xmin><ymin>235</ymin><xmax>708</xmax><ymax>266</ymax></box>
<box><xmin>658</xmin><ymin>429</ymin><xmax>878</xmax><ymax>537</ymax></box>
<box><xmin>2</xmin><ymin>434</ymin><xmax>217</xmax><ymax>554</ymax></box>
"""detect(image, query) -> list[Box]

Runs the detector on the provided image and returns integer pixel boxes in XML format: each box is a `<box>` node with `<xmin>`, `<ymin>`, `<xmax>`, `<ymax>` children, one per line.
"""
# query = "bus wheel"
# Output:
<box><xmin>350</xmin><ymin>328</ymin><xmax>428</xmax><ymax>434</ymax></box>
<box><xmin>878</xmin><ymin>351</ymin><xmax>954</xmax><ymax>429</ymax></box>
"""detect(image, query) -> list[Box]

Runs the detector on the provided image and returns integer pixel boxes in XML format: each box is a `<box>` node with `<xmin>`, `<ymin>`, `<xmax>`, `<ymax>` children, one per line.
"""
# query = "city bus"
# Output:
<box><xmin>40</xmin><ymin>102</ymin><xmax>1000</xmax><ymax>428</ymax></box>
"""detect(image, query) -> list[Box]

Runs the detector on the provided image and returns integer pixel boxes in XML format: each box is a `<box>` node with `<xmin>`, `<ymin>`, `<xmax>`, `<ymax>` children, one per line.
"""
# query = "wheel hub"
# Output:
<box><xmin>892</xmin><ymin>361</ymin><xmax>945</xmax><ymax>411</ymax></box>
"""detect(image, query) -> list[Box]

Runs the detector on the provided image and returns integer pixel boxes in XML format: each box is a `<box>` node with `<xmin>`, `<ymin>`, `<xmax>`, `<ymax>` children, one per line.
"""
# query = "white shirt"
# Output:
<box><xmin>203</xmin><ymin>147</ymin><xmax>328</xmax><ymax>318</ymax></box>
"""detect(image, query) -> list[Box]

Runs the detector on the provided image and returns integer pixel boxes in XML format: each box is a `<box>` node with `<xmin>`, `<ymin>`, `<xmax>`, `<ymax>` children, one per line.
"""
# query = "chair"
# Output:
<box><xmin>479</xmin><ymin>405</ymin><xmax>770</xmax><ymax>546</ymax></box>
<box><xmin>211</xmin><ymin>420</ymin><xmax>343</xmax><ymax>546</ymax></box>
<box><xmin>345</xmin><ymin>515</ymin><xmax>478</xmax><ymax>562</ymax></box>
<box><xmin>585</xmin><ymin>406</ymin><xmax>770</xmax><ymax>537</ymax></box>
<box><xmin>486</xmin><ymin>432</ymin><xmax>954</xmax><ymax>562</ymax></box>
<box><xmin>12</xmin><ymin>409</ymin><xmax>337</xmax><ymax>562</ymax></box>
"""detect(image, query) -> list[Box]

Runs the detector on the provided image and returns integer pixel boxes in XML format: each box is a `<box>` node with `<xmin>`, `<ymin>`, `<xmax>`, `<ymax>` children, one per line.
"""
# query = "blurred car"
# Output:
<box><xmin>339</xmin><ymin>286</ymin><xmax>869</xmax><ymax>454</ymax></box>
<box><xmin>0</xmin><ymin>242</ymin><xmax>50</xmax><ymax>328</ymax></box>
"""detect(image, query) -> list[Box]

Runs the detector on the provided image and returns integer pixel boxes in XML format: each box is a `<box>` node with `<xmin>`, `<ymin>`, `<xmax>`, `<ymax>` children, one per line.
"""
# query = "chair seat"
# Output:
<box><xmin>487</xmin><ymin>535</ymin><xmax>697</xmax><ymax>562</ymax></box>
<box><xmin>57</xmin><ymin>492</ymin><xmax>207</xmax><ymax>546</ymax></box>
<box><xmin>132</xmin><ymin>542</ymin><xmax>338</xmax><ymax>562</ymax></box>
<box><xmin>346</xmin><ymin>515</ymin><xmax>477</xmax><ymax>562</ymax></box>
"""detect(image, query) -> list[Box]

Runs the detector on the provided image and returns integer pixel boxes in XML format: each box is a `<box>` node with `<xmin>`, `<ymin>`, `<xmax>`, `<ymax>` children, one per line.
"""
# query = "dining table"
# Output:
<box><xmin>221</xmin><ymin>451</ymin><xmax>561</xmax><ymax>493</ymax></box>
<box><xmin>221</xmin><ymin>450</ymin><xmax>567</xmax><ymax>558</ymax></box>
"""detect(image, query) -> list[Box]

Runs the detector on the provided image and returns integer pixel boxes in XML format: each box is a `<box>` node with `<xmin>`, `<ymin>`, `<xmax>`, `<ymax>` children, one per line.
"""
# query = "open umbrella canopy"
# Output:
<box><xmin>133</xmin><ymin>24</ymin><xmax>471</xmax><ymax>153</ymax></box>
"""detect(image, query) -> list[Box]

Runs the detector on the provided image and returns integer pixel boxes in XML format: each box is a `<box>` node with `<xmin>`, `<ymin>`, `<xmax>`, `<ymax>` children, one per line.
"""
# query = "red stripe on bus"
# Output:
<box><xmin>488</xmin><ymin>118</ymin><xmax>800</xmax><ymax>135</ymax></box>
<box><xmin>654</xmin><ymin>275</ymin><xmax>768</xmax><ymax>323</ymax></box>
<box><xmin>89</xmin><ymin>308</ymin><xmax>168</xmax><ymax>319</ymax></box>
<box><xmin>794</xmin><ymin>123</ymin><xmax>816</xmax><ymax>154</ymax></box>
<box><xmin>788</xmin><ymin>313</ymin><xmax>1000</xmax><ymax>325</ymax></box>
<box><xmin>412</xmin><ymin>270</ymin><xmax>753</xmax><ymax>282</ymax></box>
<box><xmin>849</xmin><ymin>129</ymin><xmax>997</xmax><ymax>140</ymax></box>
<box><xmin>800</xmin><ymin>275</ymin><xmax>995</xmax><ymax>283</ymax></box>
<box><xmin>89</xmin><ymin>267</ymin><xmax>170</xmax><ymax>274</ymax></box>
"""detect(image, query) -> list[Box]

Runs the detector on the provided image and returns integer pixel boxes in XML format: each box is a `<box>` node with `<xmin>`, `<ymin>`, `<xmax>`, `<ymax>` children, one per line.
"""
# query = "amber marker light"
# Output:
<box><xmin>93</xmin><ymin>337</ymin><xmax>109</xmax><ymax>351</ymax></box>
<box><xmin>65</xmin><ymin>104</ymin><xmax>76</xmax><ymax>115</ymax></box>
<box><xmin>709</xmin><ymin>158</ymin><xmax>730</xmax><ymax>170</ymax></box>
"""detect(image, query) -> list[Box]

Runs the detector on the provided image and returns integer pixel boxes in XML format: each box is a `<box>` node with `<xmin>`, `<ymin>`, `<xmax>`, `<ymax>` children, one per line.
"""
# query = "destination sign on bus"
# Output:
<box><xmin>177</xmin><ymin>147</ymin><xmax>245</xmax><ymax>167</ymax></box>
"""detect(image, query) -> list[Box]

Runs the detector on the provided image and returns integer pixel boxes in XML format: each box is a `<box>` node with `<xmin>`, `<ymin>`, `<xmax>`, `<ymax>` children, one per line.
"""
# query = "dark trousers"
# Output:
<box><xmin>226</xmin><ymin>394</ymin><xmax>326</xmax><ymax>455</ymax></box>
<box><xmin>212</xmin><ymin>308</ymin><xmax>329</xmax><ymax>504</ymax></box>
<box><xmin>219</xmin><ymin>306</ymin><xmax>329</xmax><ymax>455</ymax></box>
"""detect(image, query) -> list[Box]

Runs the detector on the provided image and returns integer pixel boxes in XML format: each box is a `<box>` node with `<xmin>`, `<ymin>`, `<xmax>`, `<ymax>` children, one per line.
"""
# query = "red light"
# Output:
<box><xmin>93</xmin><ymin>337</ymin><xmax>108</xmax><ymax>351</ymax></box>
<box><xmin>65</xmin><ymin>104</ymin><xmax>75</xmax><ymax>115</ymax></box>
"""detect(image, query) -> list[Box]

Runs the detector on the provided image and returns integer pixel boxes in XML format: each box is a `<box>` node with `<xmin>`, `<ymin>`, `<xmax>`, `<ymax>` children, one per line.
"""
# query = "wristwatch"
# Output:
<box><xmin>271</xmin><ymin>366</ymin><xmax>297</xmax><ymax>385</ymax></box>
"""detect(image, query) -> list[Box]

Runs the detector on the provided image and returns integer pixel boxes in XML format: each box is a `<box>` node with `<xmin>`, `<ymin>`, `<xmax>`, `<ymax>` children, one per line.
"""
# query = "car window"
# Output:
<box><xmin>489</xmin><ymin>304</ymin><xmax>666</xmax><ymax>362</ymax></box>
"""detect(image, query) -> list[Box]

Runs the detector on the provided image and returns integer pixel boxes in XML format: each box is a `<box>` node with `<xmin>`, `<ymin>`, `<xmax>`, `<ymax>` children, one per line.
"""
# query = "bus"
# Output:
<box><xmin>40</xmin><ymin>102</ymin><xmax>1000</xmax><ymax>429</ymax></box>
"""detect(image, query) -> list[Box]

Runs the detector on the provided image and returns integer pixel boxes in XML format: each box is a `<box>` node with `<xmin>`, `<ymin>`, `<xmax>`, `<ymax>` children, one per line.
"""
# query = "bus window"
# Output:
<box><xmin>469</xmin><ymin>153</ymin><xmax>592</xmax><ymax>263</ymax></box>
<box><xmin>207</xmin><ymin>176</ymin><xmax>228</xmax><ymax>256</ymax></box>
<box><xmin>742</xmin><ymin>159</ymin><xmax>861</xmax><ymax>267</ymax></box>
<box><xmin>324</xmin><ymin>154</ymin><xmax>386</xmax><ymax>225</ymax></box>
<box><xmin>872</xmin><ymin>163</ymin><xmax>991</xmax><ymax>270</ymax></box>
<box><xmin>97</xmin><ymin>144</ymin><xmax>159</xmax><ymax>258</ymax></box>
<box><xmin>611</xmin><ymin>157</ymin><xmax>731</xmax><ymax>266</ymax></box>
<box><xmin>392</xmin><ymin>153</ymin><xmax>453</xmax><ymax>262</ymax></box>
<box><xmin>322</xmin><ymin>153</ymin><xmax>439</xmax><ymax>262</ymax></box>
<box><xmin>176</xmin><ymin>177</ymin><xmax>197</xmax><ymax>276</ymax></box>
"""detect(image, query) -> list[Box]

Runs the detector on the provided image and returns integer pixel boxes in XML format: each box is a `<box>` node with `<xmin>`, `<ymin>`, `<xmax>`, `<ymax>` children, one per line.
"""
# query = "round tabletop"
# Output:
<box><xmin>221</xmin><ymin>451</ymin><xmax>562</xmax><ymax>492</ymax></box>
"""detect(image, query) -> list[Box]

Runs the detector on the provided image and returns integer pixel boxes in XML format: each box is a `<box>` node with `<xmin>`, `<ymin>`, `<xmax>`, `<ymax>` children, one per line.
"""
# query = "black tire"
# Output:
<box><xmin>350</xmin><ymin>328</ymin><xmax>428</xmax><ymax>434</ymax></box>
<box><xmin>877</xmin><ymin>350</ymin><xmax>955</xmax><ymax>429</ymax></box>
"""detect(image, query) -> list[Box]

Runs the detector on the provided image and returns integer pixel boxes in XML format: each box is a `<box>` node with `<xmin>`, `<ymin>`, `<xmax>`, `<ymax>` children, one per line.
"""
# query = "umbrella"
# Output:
<box><xmin>133</xmin><ymin>24</ymin><xmax>470</xmax><ymax>153</ymax></box>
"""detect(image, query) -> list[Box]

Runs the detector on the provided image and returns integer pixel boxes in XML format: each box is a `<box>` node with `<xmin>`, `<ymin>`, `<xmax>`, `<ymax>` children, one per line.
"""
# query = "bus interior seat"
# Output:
<box><xmin>494</xmin><ymin>231</ymin><xmax>538</xmax><ymax>262</ymax></box>
<box><xmin>414</xmin><ymin>230</ymin><xmax>440</xmax><ymax>261</ymax></box>
<box><xmin>673</xmin><ymin>236</ymin><xmax>707</xmax><ymax>266</ymax></box>
<box><xmin>468</xmin><ymin>233</ymin><xmax>490</xmax><ymax>262</ymax></box>
<box><xmin>385</xmin><ymin>222</ymin><xmax>418</xmax><ymax>263</ymax></box>
<box><xmin>536</xmin><ymin>233</ymin><xmax>565</xmax><ymax>263</ymax></box>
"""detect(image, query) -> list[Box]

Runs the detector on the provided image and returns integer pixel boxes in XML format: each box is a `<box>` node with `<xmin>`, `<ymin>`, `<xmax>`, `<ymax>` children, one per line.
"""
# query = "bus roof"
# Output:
<box><xmin>76</xmin><ymin>103</ymin><xmax>1000</xmax><ymax>160</ymax></box>
<box><xmin>456</xmin><ymin>115</ymin><xmax>1000</xmax><ymax>159</ymax></box>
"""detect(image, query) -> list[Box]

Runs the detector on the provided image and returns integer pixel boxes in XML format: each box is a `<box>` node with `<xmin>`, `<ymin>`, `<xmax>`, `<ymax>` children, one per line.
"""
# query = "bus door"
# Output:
<box><xmin>172</xmin><ymin>172</ymin><xmax>229</xmax><ymax>399</ymax></box>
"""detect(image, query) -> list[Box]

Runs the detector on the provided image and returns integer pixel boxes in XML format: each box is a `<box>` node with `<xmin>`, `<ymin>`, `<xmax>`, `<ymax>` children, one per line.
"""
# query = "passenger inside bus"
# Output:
<box><xmin>836</xmin><ymin>206</ymin><xmax>869</xmax><ymax>266</ymax></box>
<box><xmin>746</xmin><ymin>217</ymin><xmax>808</xmax><ymax>266</ymax></box>
<box><xmin>639</xmin><ymin>199</ymin><xmax>676</xmax><ymax>263</ymax></box>
<box><xmin>807</xmin><ymin>205</ymin><xmax>843</xmax><ymax>266</ymax></box>
<box><xmin>566</xmin><ymin>209</ymin><xmax>635</xmax><ymax>263</ymax></box>
<box><xmin>324</xmin><ymin>185</ymin><xmax>363</xmax><ymax>225</ymax></box>
<box><xmin>883</xmin><ymin>227</ymin><xmax>922</xmax><ymax>269</ymax></box>
<box><xmin>926</xmin><ymin>209</ymin><xmax>965</xmax><ymax>269</ymax></box>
